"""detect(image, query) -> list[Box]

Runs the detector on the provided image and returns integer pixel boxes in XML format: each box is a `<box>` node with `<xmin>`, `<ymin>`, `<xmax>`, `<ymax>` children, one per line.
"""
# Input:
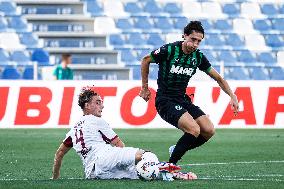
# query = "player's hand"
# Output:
<box><xmin>139</xmin><ymin>87</ymin><xmax>151</xmax><ymax>102</ymax></box>
<box><xmin>230</xmin><ymin>94</ymin><xmax>239</xmax><ymax>116</ymax></box>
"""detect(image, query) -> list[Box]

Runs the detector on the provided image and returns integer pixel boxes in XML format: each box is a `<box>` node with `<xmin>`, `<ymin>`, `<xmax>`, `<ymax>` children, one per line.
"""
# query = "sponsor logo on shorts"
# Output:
<box><xmin>175</xmin><ymin>105</ymin><xmax>182</xmax><ymax>110</ymax></box>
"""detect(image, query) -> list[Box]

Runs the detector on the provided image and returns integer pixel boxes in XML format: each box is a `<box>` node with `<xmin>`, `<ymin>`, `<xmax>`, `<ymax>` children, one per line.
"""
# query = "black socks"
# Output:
<box><xmin>169</xmin><ymin>133</ymin><xmax>197</xmax><ymax>164</ymax></box>
<box><xmin>188</xmin><ymin>135</ymin><xmax>208</xmax><ymax>150</ymax></box>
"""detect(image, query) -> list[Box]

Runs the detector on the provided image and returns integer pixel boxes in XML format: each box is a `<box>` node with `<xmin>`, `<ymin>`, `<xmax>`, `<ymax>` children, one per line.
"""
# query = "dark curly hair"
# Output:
<box><xmin>184</xmin><ymin>21</ymin><xmax>204</xmax><ymax>37</ymax></box>
<box><xmin>78</xmin><ymin>88</ymin><xmax>98</xmax><ymax>110</ymax></box>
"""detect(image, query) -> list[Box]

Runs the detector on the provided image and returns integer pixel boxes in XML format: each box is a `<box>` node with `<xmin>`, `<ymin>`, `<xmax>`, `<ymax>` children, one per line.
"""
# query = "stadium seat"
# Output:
<box><xmin>253</xmin><ymin>19</ymin><xmax>272</xmax><ymax>31</ymax></box>
<box><xmin>109</xmin><ymin>34</ymin><xmax>125</xmax><ymax>47</ymax></box>
<box><xmin>133</xmin><ymin>16</ymin><xmax>154</xmax><ymax>30</ymax></box>
<box><xmin>222</xmin><ymin>3</ymin><xmax>240</xmax><ymax>16</ymax></box>
<box><xmin>0</xmin><ymin>16</ymin><xmax>8</xmax><ymax>31</ymax></box>
<box><xmin>116</xmin><ymin>18</ymin><xmax>134</xmax><ymax>31</ymax></box>
<box><xmin>265</xmin><ymin>34</ymin><xmax>284</xmax><ymax>47</ymax></box>
<box><xmin>0</xmin><ymin>49</ymin><xmax>10</xmax><ymax>64</ymax></box>
<box><xmin>260</xmin><ymin>3</ymin><xmax>279</xmax><ymax>15</ymax></box>
<box><xmin>270</xmin><ymin>67</ymin><xmax>284</xmax><ymax>80</ymax></box>
<box><xmin>250</xmin><ymin>67</ymin><xmax>269</xmax><ymax>80</ymax></box>
<box><xmin>237</xmin><ymin>50</ymin><xmax>257</xmax><ymax>63</ymax></box>
<box><xmin>147</xmin><ymin>33</ymin><xmax>164</xmax><ymax>47</ymax></box>
<box><xmin>153</xmin><ymin>17</ymin><xmax>174</xmax><ymax>31</ymax></box>
<box><xmin>206</xmin><ymin>34</ymin><xmax>225</xmax><ymax>47</ymax></box>
<box><xmin>0</xmin><ymin>32</ymin><xmax>25</xmax><ymax>50</ymax></box>
<box><xmin>22</xmin><ymin>67</ymin><xmax>42</xmax><ymax>80</ymax></box>
<box><xmin>128</xmin><ymin>64</ymin><xmax>140</xmax><ymax>80</ymax></box>
<box><xmin>218</xmin><ymin>50</ymin><xmax>238</xmax><ymax>64</ymax></box>
<box><xmin>31</xmin><ymin>48</ymin><xmax>50</xmax><ymax>66</ymax></box>
<box><xmin>19</xmin><ymin>32</ymin><xmax>39</xmax><ymax>48</ymax></box>
<box><xmin>128</xmin><ymin>64</ymin><xmax>158</xmax><ymax>80</ymax></box>
<box><xmin>164</xmin><ymin>3</ymin><xmax>182</xmax><ymax>16</ymax></box>
<box><xmin>143</xmin><ymin>0</ymin><xmax>163</xmax><ymax>15</ymax></box>
<box><xmin>272</xmin><ymin>18</ymin><xmax>284</xmax><ymax>31</ymax></box>
<box><xmin>214</xmin><ymin>19</ymin><xmax>233</xmax><ymax>31</ymax></box>
<box><xmin>10</xmin><ymin>51</ymin><xmax>30</xmax><ymax>64</ymax></box>
<box><xmin>280</xmin><ymin>4</ymin><xmax>284</xmax><ymax>14</ymax></box>
<box><xmin>202</xmin><ymin>50</ymin><xmax>218</xmax><ymax>63</ymax></box>
<box><xmin>182</xmin><ymin>2</ymin><xmax>203</xmax><ymax>18</ymax></box>
<box><xmin>245</xmin><ymin>34</ymin><xmax>268</xmax><ymax>50</ymax></box>
<box><xmin>124</xmin><ymin>2</ymin><xmax>144</xmax><ymax>16</ymax></box>
<box><xmin>202</xmin><ymin>2</ymin><xmax>225</xmax><ymax>18</ymax></box>
<box><xmin>229</xmin><ymin>66</ymin><xmax>250</xmax><ymax>80</ymax></box>
<box><xmin>233</xmin><ymin>18</ymin><xmax>254</xmax><ymax>34</ymax></box>
<box><xmin>7</xmin><ymin>16</ymin><xmax>29</xmax><ymax>32</ymax></box>
<box><xmin>94</xmin><ymin>17</ymin><xmax>120</xmax><ymax>34</ymax></box>
<box><xmin>135</xmin><ymin>47</ymin><xmax>151</xmax><ymax>61</ymax></box>
<box><xmin>149</xmin><ymin>64</ymin><xmax>159</xmax><ymax>80</ymax></box>
<box><xmin>0</xmin><ymin>1</ymin><xmax>17</xmax><ymax>16</ymax></box>
<box><xmin>199</xmin><ymin>19</ymin><xmax>213</xmax><ymax>31</ymax></box>
<box><xmin>174</xmin><ymin>16</ymin><xmax>188</xmax><ymax>30</ymax></box>
<box><xmin>241</xmin><ymin>2</ymin><xmax>262</xmax><ymax>18</ymax></box>
<box><xmin>127</xmin><ymin>32</ymin><xmax>147</xmax><ymax>46</ymax></box>
<box><xmin>226</xmin><ymin>34</ymin><xmax>245</xmax><ymax>48</ymax></box>
<box><xmin>1</xmin><ymin>66</ymin><xmax>21</xmax><ymax>79</ymax></box>
<box><xmin>103</xmin><ymin>0</ymin><xmax>128</xmax><ymax>17</ymax></box>
<box><xmin>85</xmin><ymin>1</ymin><xmax>104</xmax><ymax>17</ymax></box>
<box><xmin>257</xmin><ymin>52</ymin><xmax>277</xmax><ymax>64</ymax></box>
<box><xmin>120</xmin><ymin>48</ymin><xmax>137</xmax><ymax>64</ymax></box>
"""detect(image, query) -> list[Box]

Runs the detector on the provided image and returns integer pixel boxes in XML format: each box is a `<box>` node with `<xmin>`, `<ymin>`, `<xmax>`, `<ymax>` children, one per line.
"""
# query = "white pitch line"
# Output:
<box><xmin>180</xmin><ymin>160</ymin><xmax>284</xmax><ymax>166</ymax></box>
<box><xmin>0</xmin><ymin>178</ymin><xmax>83</xmax><ymax>181</ymax></box>
<box><xmin>198</xmin><ymin>177</ymin><xmax>284</xmax><ymax>182</ymax></box>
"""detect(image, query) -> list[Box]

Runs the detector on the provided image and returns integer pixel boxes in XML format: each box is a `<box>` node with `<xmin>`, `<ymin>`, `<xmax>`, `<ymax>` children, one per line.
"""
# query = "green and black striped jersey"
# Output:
<box><xmin>150</xmin><ymin>41</ymin><xmax>212</xmax><ymax>98</ymax></box>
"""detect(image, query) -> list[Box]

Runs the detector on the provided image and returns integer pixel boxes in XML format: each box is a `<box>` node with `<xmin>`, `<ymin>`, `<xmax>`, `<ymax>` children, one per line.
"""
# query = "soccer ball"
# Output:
<box><xmin>136</xmin><ymin>160</ymin><xmax>160</xmax><ymax>181</ymax></box>
<box><xmin>141</xmin><ymin>152</ymin><xmax>159</xmax><ymax>163</ymax></box>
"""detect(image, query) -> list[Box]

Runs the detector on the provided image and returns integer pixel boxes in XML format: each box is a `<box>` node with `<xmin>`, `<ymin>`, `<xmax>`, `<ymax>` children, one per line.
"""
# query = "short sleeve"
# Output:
<box><xmin>63</xmin><ymin>131</ymin><xmax>73</xmax><ymax>147</ymax></box>
<box><xmin>150</xmin><ymin>44</ymin><xmax>168</xmax><ymax>63</ymax></box>
<box><xmin>198</xmin><ymin>55</ymin><xmax>212</xmax><ymax>73</ymax></box>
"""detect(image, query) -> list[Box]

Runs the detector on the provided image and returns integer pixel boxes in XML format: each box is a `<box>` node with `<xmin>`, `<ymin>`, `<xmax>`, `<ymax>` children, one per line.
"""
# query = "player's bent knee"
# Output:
<box><xmin>178</xmin><ymin>113</ymin><xmax>200</xmax><ymax>137</ymax></box>
<box><xmin>183</xmin><ymin>124</ymin><xmax>200</xmax><ymax>137</ymax></box>
<box><xmin>201</xmin><ymin>125</ymin><xmax>215</xmax><ymax>140</ymax></box>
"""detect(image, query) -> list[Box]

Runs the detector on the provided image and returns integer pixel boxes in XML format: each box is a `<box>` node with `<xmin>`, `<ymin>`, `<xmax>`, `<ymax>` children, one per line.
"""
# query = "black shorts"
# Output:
<box><xmin>155</xmin><ymin>95</ymin><xmax>206</xmax><ymax>128</ymax></box>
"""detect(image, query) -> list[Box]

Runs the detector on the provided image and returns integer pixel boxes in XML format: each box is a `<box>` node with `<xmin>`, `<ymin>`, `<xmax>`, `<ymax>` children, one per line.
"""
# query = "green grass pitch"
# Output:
<box><xmin>0</xmin><ymin>129</ymin><xmax>283</xmax><ymax>189</ymax></box>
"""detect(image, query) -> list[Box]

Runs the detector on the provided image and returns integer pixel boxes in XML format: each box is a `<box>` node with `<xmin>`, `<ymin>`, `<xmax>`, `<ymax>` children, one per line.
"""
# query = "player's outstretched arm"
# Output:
<box><xmin>207</xmin><ymin>68</ymin><xmax>239</xmax><ymax>115</ymax></box>
<box><xmin>139</xmin><ymin>54</ymin><xmax>152</xmax><ymax>102</ymax></box>
<box><xmin>52</xmin><ymin>143</ymin><xmax>71</xmax><ymax>179</ymax></box>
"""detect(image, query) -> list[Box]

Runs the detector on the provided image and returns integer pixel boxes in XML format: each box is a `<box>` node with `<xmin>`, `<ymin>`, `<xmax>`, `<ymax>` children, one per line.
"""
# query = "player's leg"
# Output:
<box><xmin>156</xmin><ymin>98</ymin><xmax>200</xmax><ymax>164</ymax></box>
<box><xmin>187</xmin><ymin>115</ymin><xmax>215</xmax><ymax>150</ymax></box>
<box><xmin>169</xmin><ymin>112</ymin><xmax>200</xmax><ymax>164</ymax></box>
<box><xmin>184</xmin><ymin>101</ymin><xmax>215</xmax><ymax>151</ymax></box>
<box><xmin>94</xmin><ymin>147</ymin><xmax>141</xmax><ymax>179</ymax></box>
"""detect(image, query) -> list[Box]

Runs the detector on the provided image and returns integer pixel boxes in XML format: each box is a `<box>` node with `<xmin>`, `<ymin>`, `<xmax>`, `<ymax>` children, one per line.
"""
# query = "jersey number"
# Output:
<box><xmin>75</xmin><ymin>129</ymin><xmax>89</xmax><ymax>158</ymax></box>
<box><xmin>75</xmin><ymin>129</ymin><xmax>86</xmax><ymax>147</ymax></box>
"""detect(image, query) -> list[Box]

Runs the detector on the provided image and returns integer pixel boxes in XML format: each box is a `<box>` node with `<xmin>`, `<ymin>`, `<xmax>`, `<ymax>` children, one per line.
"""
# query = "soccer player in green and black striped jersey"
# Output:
<box><xmin>139</xmin><ymin>21</ymin><xmax>239</xmax><ymax>165</ymax></box>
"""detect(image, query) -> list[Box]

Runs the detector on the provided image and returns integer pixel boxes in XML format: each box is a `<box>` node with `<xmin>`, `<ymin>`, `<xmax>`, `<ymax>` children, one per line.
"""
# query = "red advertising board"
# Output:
<box><xmin>0</xmin><ymin>80</ymin><xmax>283</xmax><ymax>128</ymax></box>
